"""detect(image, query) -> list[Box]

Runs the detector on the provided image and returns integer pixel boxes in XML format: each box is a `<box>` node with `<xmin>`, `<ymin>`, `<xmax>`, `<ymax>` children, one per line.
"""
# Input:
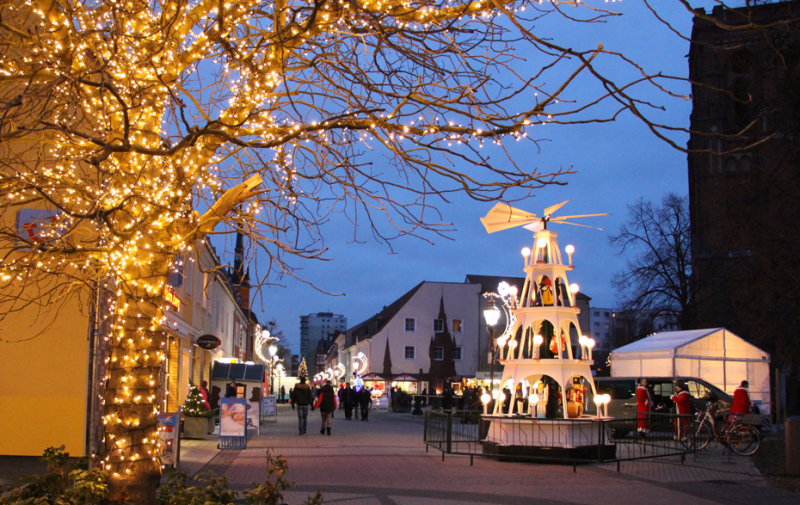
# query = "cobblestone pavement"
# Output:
<box><xmin>174</xmin><ymin>404</ymin><xmax>799</xmax><ymax>505</ymax></box>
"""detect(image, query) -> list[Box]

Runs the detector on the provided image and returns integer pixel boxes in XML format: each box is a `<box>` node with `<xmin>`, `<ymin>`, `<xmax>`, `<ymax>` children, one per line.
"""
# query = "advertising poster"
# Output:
<box><xmin>220</xmin><ymin>398</ymin><xmax>247</xmax><ymax>437</ymax></box>
<box><xmin>157</xmin><ymin>413</ymin><xmax>180</xmax><ymax>467</ymax></box>
<box><xmin>247</xmin><ymin>401</ymin><xmax>260</xmax><ymax>430</ymax></box>
<box><xmin>262</xmin><ymin>395</ymin><xmax>277</xmax><ymax>418</ymax></box>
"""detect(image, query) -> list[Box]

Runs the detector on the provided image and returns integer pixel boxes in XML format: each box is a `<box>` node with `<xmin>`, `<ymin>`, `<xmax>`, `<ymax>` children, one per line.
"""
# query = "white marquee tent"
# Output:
<box><xmin>610</xmin><ymin>328</ymin><xmax>771</xmax><ymax>414</ymax></box>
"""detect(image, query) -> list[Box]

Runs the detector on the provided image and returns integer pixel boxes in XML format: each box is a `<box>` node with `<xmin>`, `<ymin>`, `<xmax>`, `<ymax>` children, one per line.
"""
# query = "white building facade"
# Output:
<box><xmin>326</xmin><ymin>281</ymin><xmax>481</xmax><ymax>395</ymax></box>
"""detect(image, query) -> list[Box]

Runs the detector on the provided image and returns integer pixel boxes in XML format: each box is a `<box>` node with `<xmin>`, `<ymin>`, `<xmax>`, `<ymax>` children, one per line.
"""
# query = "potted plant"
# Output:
<box><xmin>182</xmin><ymin>382</ymin><xmax>215</xmax><ymax>439</ymax></box>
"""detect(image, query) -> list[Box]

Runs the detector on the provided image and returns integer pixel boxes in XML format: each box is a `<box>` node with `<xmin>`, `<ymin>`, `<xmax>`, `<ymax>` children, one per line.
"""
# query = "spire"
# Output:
<box><xmin>382</xmin><ymin>336</ymin><xmax>393</xmax><ymax>377</ymax></box>
<box><xmin>233</xmin><ymin>230</ymin><xmax>245</xmax><ymax>284</ymax></box>
<box><xmin>232</xmin><ymin>230</ymin><xmax>251</xmax><ymax>309</ymax></box>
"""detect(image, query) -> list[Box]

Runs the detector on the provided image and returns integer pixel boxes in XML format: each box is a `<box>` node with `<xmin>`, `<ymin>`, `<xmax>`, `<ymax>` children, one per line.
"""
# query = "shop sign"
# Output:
<box><xmin>165</xmin><ymin>288</ymin><xmax>182</xmax><ymax>311</ymax></box>
<box><xmin>197</xmin><ymin>334</ymin><xmax>221</xmax><ymax>350</ymax></box>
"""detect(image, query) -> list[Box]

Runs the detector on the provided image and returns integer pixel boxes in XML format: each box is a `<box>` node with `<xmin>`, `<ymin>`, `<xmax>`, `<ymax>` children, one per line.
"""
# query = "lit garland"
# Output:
<box><xmin>0</xmin><ymin>0</ymin><xmax>640</xmax><ymax>499</ymax></box>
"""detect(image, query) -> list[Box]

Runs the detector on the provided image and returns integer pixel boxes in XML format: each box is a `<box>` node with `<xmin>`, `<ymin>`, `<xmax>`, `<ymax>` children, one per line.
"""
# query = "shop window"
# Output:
<box><xmin>452</xmin><ymin>346</ymin><xmax>462</xmax><ymax>360</ymax></box>
<box><xmin>433</xmin><ymin>346</ymin><xmax>444</xmax><ymax>360</ymax></box>
<box><xmin>452</xmin><ymin>319</ymin><xmax>462</xmax><ymax>333</ymax></box>
<box><xmin>404</xmin><ymin>346</ymin><xmax>415</xmax><ymax>359</ymax></box>
<box><xmin>434</xmin><ymin>319</ymin><xmax>444</xmax><ymax>333</ymax></box>
<box><xmin>405</xmin><ymin>318</ymin><xmax>416</xmax><ymax>332</ymax></box>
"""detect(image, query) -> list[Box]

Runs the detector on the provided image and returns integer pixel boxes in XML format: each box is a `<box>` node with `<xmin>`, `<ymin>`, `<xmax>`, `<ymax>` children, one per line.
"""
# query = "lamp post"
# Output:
<box><xmin>483</xmin><ymin>297</ymin><xmax>501</xmax><ymax>399</ymax></box>
<box><xmin>268</xmin><ymin>344</ymin><xmax>277</xmax><ymax>395</ymax></box>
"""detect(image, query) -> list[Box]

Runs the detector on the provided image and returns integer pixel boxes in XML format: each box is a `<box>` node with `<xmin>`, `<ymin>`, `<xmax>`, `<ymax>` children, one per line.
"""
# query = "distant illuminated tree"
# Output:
<box><xmin>298</xmin><ymin>358</ymin><xmax>309</xmax><ymax>383</ymax></box>
<box><xmin>0</xmin><ymin>0</ymin><xmax>783</xmax><ymax>503</ymax></box>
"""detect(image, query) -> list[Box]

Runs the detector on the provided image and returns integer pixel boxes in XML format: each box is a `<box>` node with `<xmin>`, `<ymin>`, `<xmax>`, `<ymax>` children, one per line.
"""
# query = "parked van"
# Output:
<box><xmin>589</xmin><ymin>376</ymin><xmax>732</xmax><ymax>437</ymax></box>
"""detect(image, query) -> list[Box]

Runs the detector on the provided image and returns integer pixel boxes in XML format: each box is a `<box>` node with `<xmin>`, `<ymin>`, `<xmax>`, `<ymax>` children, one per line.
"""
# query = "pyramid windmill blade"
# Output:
<box><xmin>553</xmin><ymin>213</ymin><xmax>609</xmax><ymax>220</ymax></box>
<box><xmin>480</xmin><ymin>202</ymin><xmax>540</xmax><ymax>234</ymax></box>
<box><xmin>543</xmin><ymin>200</ymin><xmax>569</xmax><ymax>219</ymax></box>
<box><xmin>551</xmin><ymin>218</ymin><xmax>604</xmax><ymax>231</ymax></box>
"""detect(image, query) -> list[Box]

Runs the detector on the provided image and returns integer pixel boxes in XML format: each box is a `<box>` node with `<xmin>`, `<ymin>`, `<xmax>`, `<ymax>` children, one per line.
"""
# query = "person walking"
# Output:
<box><xmin>290</xmin><ymin>376</ymin><xmax>315</xmax><ymax>436</ymax></box>
<box><xmin>358</xmin><ymin>386</ymin><xmax>371</xmax><ymax>421</ymax></box>
<box><xmin>280</xmin><ymin>385</ymin><xmax>286</xmax><ymax>404</ymax></box>
<box><xmin>315</xmin><ymin>379</ymin><xmax>337</xmax><ymax>435</ymax></box>
<box><xmin>670</xmin><ymin>382</ymin><xmax>692</xmax><ymax>440</ymax></box>
<box><xmin>342</xmin><ymin>382</ymin><xmax>356</xmax><ymax>420</ymax></box>
<box><xmin>636</xmin><ymin>378</ymin><xmax>654</xmax><ymax>437</ymax></box>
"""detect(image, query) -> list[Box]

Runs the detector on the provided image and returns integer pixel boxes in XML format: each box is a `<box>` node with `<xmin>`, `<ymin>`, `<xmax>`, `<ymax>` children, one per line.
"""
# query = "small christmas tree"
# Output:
<box><xmin>183</xmin><ymin>382</ymin><xmax>213</xmax><ymax>417</ymax></box>
<box><xmin>298</xmin><ymin>358</ymin><xmax>309</xmax><ymax>382</ymax></box>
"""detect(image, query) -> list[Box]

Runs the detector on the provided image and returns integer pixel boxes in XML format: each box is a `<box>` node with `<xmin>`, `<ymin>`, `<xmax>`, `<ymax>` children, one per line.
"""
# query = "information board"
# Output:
<box><xmin>157</xmin><ymin>413</ymin><xmax>180</xmax><ymax>467</ymax></box>
<box><xmin>262</xmin><ymin>395</ymin><xmax>277</xmax><ymax>421</ymax></box>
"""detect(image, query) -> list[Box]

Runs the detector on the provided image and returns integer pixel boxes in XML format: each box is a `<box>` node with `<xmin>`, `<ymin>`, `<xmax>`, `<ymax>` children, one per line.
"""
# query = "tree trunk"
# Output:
<box><xmin>103</xmin><ymin>252</ymin><xmax>173</xmax><ymax>505</ymax></box>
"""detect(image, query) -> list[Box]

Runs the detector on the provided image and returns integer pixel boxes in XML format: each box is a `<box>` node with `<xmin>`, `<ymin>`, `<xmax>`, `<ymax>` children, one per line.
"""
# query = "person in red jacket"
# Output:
<box><xmin>730</xmin><ymin>380</ymin><xmax>752</xmax><ymax>418</ymax></box>
<box><xmin>636</xmin><ymin>379</ymin><xmax>654</xmax><ymax>437</ymax></box>
<box><xmin>670</xmin><ymin>382</ymin><xmax>692</xmax><ymax>440</ymax></box>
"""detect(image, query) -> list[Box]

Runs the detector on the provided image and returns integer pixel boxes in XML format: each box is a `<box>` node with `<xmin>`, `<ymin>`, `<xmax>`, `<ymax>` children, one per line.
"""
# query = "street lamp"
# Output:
<box><xmin>268</xmin><ymin>344</ymin><xmax>278</xmax><ymax>395</ymax></box>
<box><xmin>483</xmin><ymin>297</ymin><xmax>501</xmax><ymax>399</ymax></box>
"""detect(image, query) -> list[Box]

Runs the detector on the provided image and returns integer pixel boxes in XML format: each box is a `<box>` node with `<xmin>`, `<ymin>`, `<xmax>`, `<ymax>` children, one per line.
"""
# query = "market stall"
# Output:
<box><xmin>610</xmin><ymin>328</ymin><xmax>771</xmax><ymax>414</ymax></box>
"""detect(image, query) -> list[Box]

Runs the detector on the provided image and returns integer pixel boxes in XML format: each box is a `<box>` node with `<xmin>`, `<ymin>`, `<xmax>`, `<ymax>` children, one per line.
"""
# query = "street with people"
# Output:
<box><xmin>174</xmin><ymin>402</ymin><xmax>797</xmax><ymax>505</ymax></box>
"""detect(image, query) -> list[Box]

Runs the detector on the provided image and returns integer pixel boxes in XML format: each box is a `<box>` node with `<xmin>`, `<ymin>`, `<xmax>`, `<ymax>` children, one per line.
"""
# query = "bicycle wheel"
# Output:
<box><xmin>728</xmin><ymin>425</ymin><xmax>760</xmax><ymax>456</ymax></box>
<box><xmin>694</xmin><ymin>422</ymin><xmax>713</xmax><ymax>451</ymax></box>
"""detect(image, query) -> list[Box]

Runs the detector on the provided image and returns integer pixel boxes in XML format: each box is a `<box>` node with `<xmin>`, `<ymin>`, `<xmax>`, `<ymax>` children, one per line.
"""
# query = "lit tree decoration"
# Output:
<box><xmin>182</xmin><ymin>382</ymin><xmax>213</xmax><ymax>418</ymax></box>
<box><xmin>298</xmin><ymin>358</ymin><xmax>310</xmax><ymax>383</ymax></box>
<box><xmin>0</xmin><ymin>0</ymin><xmax>722</xmax><ymax>502</ymax></box>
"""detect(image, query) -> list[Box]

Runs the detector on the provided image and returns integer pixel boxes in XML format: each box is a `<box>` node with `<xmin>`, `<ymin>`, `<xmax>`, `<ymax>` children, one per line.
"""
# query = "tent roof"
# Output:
<box><xmin>611</xmin><ymin>327</ymin><xmax>769</xmax><ymax>362</ymax></box>
<box><xmin>612</xmin><ymin>328</ymin><xmax>723</xmax><ymax>354</ymax></box>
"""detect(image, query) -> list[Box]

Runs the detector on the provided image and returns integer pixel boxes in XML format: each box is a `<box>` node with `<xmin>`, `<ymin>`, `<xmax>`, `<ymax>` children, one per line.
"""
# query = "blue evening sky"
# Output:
<box><xmin>234</xmin><ymin>1</ymin><xmax>721</xmax><ymax>354</ymax></box>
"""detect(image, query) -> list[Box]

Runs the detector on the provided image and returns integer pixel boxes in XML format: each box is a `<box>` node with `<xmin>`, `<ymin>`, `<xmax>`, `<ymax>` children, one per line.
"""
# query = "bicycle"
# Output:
<box><xmin>685</xmin><ymin>402</ymin><xmax>760</xmax><ymax>456</ymax></box>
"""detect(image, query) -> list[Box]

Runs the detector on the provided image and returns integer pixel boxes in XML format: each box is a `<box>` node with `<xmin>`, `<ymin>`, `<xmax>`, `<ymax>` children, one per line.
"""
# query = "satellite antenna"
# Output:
<box><xmin>480</xmin><ymin>200</ymin><xmax>607</xmax><ymax>234</ymax></box>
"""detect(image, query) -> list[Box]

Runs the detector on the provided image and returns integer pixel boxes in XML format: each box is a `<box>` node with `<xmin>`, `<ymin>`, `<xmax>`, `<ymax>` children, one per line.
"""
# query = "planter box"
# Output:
<box><xmin>183</xmin><ymin>416</ymin><xmax>211</xmax><ymax>439</ymax></box>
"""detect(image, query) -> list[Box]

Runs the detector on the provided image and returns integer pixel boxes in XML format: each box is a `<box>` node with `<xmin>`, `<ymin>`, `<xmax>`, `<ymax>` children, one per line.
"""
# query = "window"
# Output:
<box><xmin>405</xmin><ymin>318</ymin><xmax>416</xmax><ymax>332</ymax></box>
<box><xmin>433</xmin><ymin>346</ymin><xmax>444</xmax><ymax>360</ymax></box>
<box><xmin>434</xmin><ymin>319</ymin><xmax>444</xmax><ymax>333</ymax></box>
<box><xmin>594</xmin><ymin>322</ymin><xmax>600</xmax><ymax>327</ymax></box>
<box><xmin>604</xmin><ymin>311</ymin><xmax>610</xmax><ymax>317</ymax></box>
<box><xmin>452</xmin><ymin>319</ymin><xmax>462</xmax><ymax>333</ymax></box>
<box><xmin>594</xmin><ymin>311</ymin><xmax>599</xmax><ymax>316</ymax></box>
<box><xmin>404</xmin><ymin>346</ymin><xmax>415</xmax><ymax>359</ymax></box>
<box><xmin>603</xmin><ymin>322</ymin><xmax>610</xmax><ymax>328</ymax></box>
<box><xmin>452</xmin><ymin>346</ymin><xmax>462</xmax><ymax>360</ymax></box>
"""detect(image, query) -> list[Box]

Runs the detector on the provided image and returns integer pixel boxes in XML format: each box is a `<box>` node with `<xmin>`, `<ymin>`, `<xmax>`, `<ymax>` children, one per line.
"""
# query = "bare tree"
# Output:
<box><xmin>610</xmin><ymin>194</ymin><xmax>694</xmax><ymax>333</ymax></box>
<box><xmin>0</xmin><ymin>0</ymin><xmax>788</xmax><ymax>502</ymax></box>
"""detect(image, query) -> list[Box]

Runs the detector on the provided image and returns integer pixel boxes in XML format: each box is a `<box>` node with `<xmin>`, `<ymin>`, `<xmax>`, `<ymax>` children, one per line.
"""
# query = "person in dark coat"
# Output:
<box><xmin>315</xmin><ymin>379</ymin><xmax>337</xmax><ymax>435</ymax></box>
<box><xmin>225</xmin><ymin>380</ymin><xmax>239</xmax><ymax>398</ymax></box>
<box><xmin>501</xmin><ymin>386</ymin><xmax>512</xmax><ymax>414</ymax></box>
<box><xmin>290</xmin><ymin>376</ymin><xmax>315</xmax><ymax>435</ymax></box>
<box><xmin>442</xmin><ymin>386</ymin><xmax>455</xmax><ymax>410</ymax></box>
<box><xmin>358</xmin><ymin>386</ymin><xmax>372</xmax><ymax>421</ymax></box>
<box><xmin>341</xmin><ymin>382</ymin><xmax>356</xmax><ymax>420</ymax></box>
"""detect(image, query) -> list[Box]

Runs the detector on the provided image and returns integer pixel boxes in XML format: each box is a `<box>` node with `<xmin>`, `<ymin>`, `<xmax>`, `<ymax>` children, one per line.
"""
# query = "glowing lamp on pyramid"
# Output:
<box><xmin>479</xmin><ymin>201</ymin><xmax>606</xmax><ymax>419</ymax></box>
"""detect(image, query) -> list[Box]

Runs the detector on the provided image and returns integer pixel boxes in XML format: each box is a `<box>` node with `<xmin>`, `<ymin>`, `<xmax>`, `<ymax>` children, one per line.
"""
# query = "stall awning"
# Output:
<box><xmin>392</xmin><ymin>374</ymin><xmax>421</xmax><ymax>382</ymax></box>
<box><xmin>211</xmin><ymin>362</ymin><xmax>266</xmax><ymax>382</ymax></box>
<box><xmin>361</xmin><ymin>373</ymin><xmax>387</xmax><ymax>381</ymax></box>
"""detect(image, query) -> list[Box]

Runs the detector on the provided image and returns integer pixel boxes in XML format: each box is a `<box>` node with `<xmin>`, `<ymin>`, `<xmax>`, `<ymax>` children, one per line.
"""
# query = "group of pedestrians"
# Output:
<box><xmin>289</xmin><ymin>377</ymin><xmax>373</xmax><ymax>436</ymax></box>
